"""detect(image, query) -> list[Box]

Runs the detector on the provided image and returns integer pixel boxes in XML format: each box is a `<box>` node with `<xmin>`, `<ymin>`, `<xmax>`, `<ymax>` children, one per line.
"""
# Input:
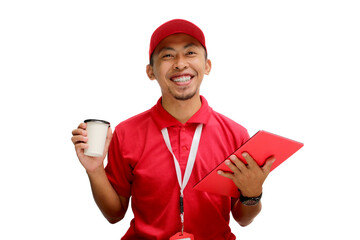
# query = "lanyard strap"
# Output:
<box><xmin>161</xmin><ymin>124</ymin><xmax>203</xmax><ymax>197</ymax></box>
<box><xmin>161</xmin><ymin>124</ymin><xmax>203</xmax><ymax>234</ymax></box>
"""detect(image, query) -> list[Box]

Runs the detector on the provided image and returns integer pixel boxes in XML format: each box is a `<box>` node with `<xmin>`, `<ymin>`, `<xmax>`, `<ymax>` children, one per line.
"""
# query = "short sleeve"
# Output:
<box><xmin>105</xmin><ymin>127</ymin><xmax>133</xmax><ymax>198</ymax></box>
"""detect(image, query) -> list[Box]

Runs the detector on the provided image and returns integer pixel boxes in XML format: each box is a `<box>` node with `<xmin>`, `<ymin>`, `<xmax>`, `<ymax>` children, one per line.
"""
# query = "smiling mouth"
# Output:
<box><xmin>170</xmin><ymin>74</ymin><xmax>193</xmax><ymax>83</ymax></box>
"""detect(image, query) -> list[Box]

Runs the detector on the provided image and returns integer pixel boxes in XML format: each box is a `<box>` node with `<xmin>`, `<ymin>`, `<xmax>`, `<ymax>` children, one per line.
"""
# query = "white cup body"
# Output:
<box><xmin>84</xmin><ymin>119</ymin><xmax>110</xmax><ymax>157</ymax></box>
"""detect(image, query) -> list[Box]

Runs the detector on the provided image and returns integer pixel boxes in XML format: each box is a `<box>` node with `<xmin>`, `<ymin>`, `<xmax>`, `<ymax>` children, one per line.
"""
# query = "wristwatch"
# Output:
<box><xmin>239</xmin><ymin>192</ymin><xmax>262</xmax><ymax>206</ymax></box>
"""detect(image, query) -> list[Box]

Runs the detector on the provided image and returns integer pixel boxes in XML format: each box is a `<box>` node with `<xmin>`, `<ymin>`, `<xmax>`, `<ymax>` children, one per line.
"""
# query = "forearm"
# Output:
<box><xmin>87</xmin><ymin>166</ymin><xmax>128</xmax><ymax>223</ymax></box>
<box><xmin>231</xmin><ymin>198</ymin><xmax>262</xmax><ymax>227</ymax></box>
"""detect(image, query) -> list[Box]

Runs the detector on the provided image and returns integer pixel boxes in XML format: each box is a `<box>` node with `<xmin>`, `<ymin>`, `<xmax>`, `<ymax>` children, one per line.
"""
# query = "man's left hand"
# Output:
<box><xmin>218</xmin><ymin>152</ymin><xmax>275</xmax><ymax>197</ymax></box>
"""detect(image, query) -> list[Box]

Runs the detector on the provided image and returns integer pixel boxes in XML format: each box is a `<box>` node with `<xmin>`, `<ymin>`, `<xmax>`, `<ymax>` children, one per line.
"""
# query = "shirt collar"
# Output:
<box><xmin>151</xmin><ymin>95</ymin><xmax>212</xmax><ymax>130</ymax></box>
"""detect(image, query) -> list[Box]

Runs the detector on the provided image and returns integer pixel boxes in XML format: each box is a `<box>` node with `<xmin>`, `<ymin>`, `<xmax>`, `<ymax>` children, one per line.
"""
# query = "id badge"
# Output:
<box><xmin>169</xmin><ymin>232</ymin><xmax>195</xmax><ymax>240</ymax></box>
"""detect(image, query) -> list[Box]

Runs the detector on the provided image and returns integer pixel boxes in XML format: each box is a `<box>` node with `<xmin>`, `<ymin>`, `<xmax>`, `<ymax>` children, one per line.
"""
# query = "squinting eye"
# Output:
<box><xmin>187</xmin><ymin>51</ymin><xmax>196</xmax><ymax>55</ymax></box>
<box><xmin>162</xmin><ymin>54</ymin><xmax>173</xmax><ymax>58</ymax></box>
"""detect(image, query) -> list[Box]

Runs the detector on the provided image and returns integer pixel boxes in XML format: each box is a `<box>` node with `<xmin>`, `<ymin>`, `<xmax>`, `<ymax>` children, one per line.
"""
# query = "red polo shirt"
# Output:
<box><xmin>106</xmin><ymin>96</ymin><xmax>249</xmax><ymax>240</ymax></box>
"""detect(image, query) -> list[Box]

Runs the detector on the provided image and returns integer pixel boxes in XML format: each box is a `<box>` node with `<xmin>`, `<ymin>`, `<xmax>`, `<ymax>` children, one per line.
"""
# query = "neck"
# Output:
<box><xmin>161</xmin><ymin>95</ymin><xmax>202</xmax><ymax>124</ymax></box>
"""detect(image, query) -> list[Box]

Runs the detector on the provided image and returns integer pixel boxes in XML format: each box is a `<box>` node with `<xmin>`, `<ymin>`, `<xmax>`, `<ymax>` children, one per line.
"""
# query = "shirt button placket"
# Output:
<box><xmin>179</xmin><ymin>126</ymin><xmax>188</xmax><ymax>170</ymax></box>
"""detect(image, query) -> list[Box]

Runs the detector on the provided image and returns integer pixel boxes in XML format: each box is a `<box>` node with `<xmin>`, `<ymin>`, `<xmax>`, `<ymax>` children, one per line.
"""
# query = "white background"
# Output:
<box><xmin>1</xmin><ymin>0</ymin><xmax>359</xmax><ymax>239</ymax></box>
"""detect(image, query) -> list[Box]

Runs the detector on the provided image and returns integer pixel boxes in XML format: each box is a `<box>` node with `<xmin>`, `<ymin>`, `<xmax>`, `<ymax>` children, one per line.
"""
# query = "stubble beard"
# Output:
<box><xmin>169</xmin><ymin>87</ymin><xmax>198</xmax><ymax>101</ymax></box>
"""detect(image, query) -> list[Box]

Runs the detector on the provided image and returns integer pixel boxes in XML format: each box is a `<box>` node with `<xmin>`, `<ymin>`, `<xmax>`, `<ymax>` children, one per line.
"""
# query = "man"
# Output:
<box><xmin>71</xmin><ymin>19</ymin><xmax>275</xmax><ymax>240</ymax></box>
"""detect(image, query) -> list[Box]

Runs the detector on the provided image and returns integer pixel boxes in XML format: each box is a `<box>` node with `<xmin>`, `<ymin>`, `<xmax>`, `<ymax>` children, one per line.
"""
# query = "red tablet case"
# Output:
<box><xmin>193</xmin><ymin>130</ymin><xmax>304</xmax><ymax>198</ymax></box>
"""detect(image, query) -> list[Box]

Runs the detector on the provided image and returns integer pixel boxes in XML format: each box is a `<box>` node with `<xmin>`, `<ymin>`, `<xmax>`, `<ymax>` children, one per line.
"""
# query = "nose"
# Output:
<box><xmin>173</xmin><ymin>55</ymin><xmax>188</xmax><ymax>70</ymax></box>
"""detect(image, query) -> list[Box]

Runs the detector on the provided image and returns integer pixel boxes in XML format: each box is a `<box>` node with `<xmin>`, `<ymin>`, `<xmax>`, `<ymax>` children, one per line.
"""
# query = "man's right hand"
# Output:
<box><xmin>71</xmin><ymin>122</ymin><xmax>113</xmax><ymax>173</ymax></box>
<box><xmin>71</xmin><ymin>122</ymin><xmax>128</xmax><ymax>223</ymax></box>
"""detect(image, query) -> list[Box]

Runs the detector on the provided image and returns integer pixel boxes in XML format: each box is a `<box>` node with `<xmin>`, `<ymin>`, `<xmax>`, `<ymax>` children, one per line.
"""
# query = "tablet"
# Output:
<box><xmin>193</xmin><ymin>130</ymin><xmax>304</xmax><ymax>198</ymax></box>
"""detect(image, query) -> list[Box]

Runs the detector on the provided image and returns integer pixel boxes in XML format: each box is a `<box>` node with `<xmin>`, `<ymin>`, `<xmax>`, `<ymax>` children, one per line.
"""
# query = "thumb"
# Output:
<box><xmin>262</xmin><ymin>156</ymin><xmax>276</xmax><ymax>176</ymax></box>
<box><xmin>103</xmin><ymin>127</ymin><xmax>113</xmax><ymax>153</ymax></box>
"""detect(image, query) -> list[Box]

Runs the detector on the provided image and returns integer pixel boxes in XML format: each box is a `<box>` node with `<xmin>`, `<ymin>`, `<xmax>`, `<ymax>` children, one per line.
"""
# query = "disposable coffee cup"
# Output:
<box><xmin>84</xmin><ymin>119</ymin><xmax>110</xmax><ymax>157</ymax></box>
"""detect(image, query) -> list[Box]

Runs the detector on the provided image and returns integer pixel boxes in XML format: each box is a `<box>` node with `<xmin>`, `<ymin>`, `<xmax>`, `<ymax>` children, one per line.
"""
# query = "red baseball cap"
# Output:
<box><xmin>149</xmin><ymin>19</ymin><xmax>207</xmax><ymax>61</ymax></box>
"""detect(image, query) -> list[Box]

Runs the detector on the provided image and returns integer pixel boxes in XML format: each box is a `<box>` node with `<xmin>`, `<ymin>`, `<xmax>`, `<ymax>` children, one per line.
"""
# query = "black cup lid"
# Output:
<box><xmin>84</xmin><ymin>119</ymin><xmax>110</xmax><ymax>125</ymax></box>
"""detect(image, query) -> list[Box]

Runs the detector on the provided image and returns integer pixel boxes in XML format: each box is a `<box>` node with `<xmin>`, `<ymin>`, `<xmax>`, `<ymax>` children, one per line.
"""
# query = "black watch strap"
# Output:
<box><xmin>239</xmin><ymin>192</ymin><xmax>262</xmax><ymax>206</ymax></box>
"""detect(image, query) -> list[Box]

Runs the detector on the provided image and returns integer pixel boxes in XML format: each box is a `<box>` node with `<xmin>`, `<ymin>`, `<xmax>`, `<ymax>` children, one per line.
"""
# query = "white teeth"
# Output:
<box><xmin>173</xmin><ymin>76</ymin><xmax>191</xmax><ymax>82</ymax></box>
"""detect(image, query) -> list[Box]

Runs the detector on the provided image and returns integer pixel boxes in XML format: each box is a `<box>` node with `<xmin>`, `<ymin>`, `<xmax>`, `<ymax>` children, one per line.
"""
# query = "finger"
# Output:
<box><xmin>241</xmin><ymin>152</ymin><xmax>259</xmax><ymax>169</ymax></box>
<box><xmin>217</xmin><ymin>169</ymin><xmax>234</xmax><ymax>180</ymax></box>
<box><xmin>72</xmin><ymin>128</ymin><xmax>87</xmax><ymax>137</ymax></box>
<box><xmin>78</xmin><ymin>122</ymin><xmax>87</xmax><ymax>130</ymax></box>
<box><xmin>262</xmin><ymin>156</ymin><xmax>276</xmax><ymax>176</ymax></box>
<box><xmin>71</xmin><ymin>135</ymin><xmax>88</xmax><ymax>144</ymax></box>
<box><xmin>75</xmin><ymin>142</ymin><xmax>88</xmax><ymax>154</ymax></box>
<box><xmin>229</xmin><ymin>155</ymin><xmax>247</xmax><ymax>172</ymax></box>
<box><xmin>224</xmin><ymin>159</ymin><xmax>241</xmax><ymax>174</ymax></box>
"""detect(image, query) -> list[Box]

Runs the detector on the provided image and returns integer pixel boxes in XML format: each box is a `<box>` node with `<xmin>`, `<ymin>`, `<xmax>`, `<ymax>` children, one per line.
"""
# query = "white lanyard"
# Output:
<box><xmin>161</xmin><ymin>124</ymin><xmax>203</xmax><ymax>234</ymax></box>
<box><xmin>161</xmin><ymin>124</ymin><xmax>203</xmax><ymax>196</ymax></box>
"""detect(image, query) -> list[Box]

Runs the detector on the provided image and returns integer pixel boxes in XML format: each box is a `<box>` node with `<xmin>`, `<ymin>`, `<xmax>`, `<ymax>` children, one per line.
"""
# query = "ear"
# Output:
<box><xmin>204</xmin><ymin>59</ymin><xmax>212</xmax><ymax>75</ymax></box>
<box><xmin>146</xmin><ymin>64</ymin><xmax>156</xmax><ymax>80</ymax></box>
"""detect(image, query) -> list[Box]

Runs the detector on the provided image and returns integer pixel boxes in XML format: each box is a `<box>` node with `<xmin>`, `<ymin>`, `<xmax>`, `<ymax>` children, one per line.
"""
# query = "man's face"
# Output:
<box><xmin>146</xmin><ymin>33</ymin><xmax>211</xmax><ymax>101</ymax></box>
